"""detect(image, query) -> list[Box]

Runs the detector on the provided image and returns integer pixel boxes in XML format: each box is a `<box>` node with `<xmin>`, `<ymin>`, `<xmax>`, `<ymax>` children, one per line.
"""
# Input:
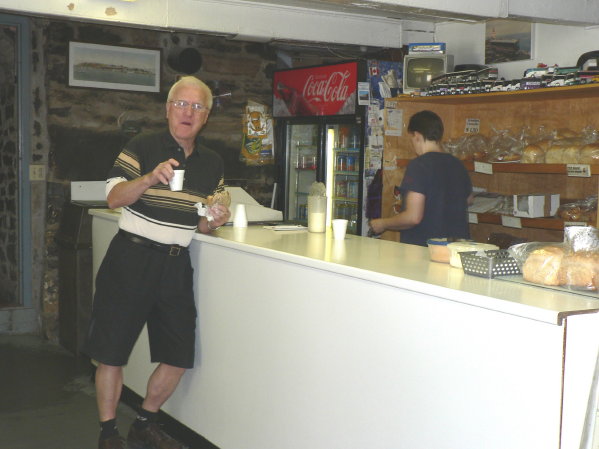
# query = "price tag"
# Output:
<box><xmin>464</xmin><ymin>118</ymin><xmax>480</xmax><ymax>134</ymax></box>
<box><xmin>474</xmin><ymin>161</ymin><xmax>493</xmax><ymax>175</ymax></box>
<box><xmin>566</xmin><ymin>164</ymin><xmax>591</xmax><ymax>177</ymax></box>
<box><xmin>501</xmin><ymin>215</ymin><xmax>522</xmax><ymax>229</ymax></box>
<box><xmin>564</xmin><ymin>221</ymin><xmax>588</xmax><ymax>227</ymax></box>
<box><xmin>468</xmin><ymin>213</ymin><xmax>478</xmax><ymax>224</ymax></box>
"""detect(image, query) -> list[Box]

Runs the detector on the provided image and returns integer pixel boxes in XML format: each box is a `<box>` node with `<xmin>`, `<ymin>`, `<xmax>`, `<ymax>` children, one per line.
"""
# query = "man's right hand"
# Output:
<box><xmin>107</xmin><ymin>158</ymin><xmax>181</xmax><ymax>209</ymax></box>
<box><xmin>149</xmin><ymin>158</ymin><xmax>181</xmax><ymax>186</ymax></box>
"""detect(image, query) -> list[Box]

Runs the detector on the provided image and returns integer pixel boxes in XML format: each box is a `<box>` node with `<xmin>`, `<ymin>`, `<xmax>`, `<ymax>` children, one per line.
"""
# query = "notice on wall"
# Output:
<box><xmin>358</xmin><ymin>82</ymin><xmax>370</xmax><ymax>106</ymax></box>
<box><xmin>464</xmin><ymin>118</ymin><xmax>480</xmax><ymax>134</ymax></box>
<box><xmin>384</xmin><ymin>108</ymin><xmax>403</xmax><ymax>136</ymax></box>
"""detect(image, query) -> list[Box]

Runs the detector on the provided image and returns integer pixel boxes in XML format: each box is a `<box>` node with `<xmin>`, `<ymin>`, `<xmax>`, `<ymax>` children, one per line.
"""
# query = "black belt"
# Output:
<box><xmin>118</xmin><ymin>229</ymin><xmax>187</xmax><ymax>256</ymax></box>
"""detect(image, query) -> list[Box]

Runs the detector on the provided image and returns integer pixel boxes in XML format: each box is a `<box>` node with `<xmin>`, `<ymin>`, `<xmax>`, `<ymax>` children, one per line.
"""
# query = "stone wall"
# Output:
<box><xmin>27</xmin><ymin>18</ymin><xmax>345</xmax><ymax>340</ymax></box>
<box><xmin>0</xmin><ymin>24</ymin><xmax>18</xmax><ymax>307</ymax></box>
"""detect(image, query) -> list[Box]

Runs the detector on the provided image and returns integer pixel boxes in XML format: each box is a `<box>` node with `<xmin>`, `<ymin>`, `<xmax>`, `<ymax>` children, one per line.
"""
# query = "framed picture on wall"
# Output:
<box><xmin>485</xmin><ymin>20</ymin><xmax>533</xmax><ymax>64</ymax></box>
<box><xmin>68</xmin><ymin>42</ymin><xmax>161</xmax><ymax>92</ymax></box>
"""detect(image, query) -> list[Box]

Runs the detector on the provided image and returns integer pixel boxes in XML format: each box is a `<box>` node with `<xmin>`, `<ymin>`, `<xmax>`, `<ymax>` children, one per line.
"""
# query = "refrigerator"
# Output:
<box><xmin>273</xmin><ymin>61</ymin><xmax>366</xmax><ymax>235</ymax></box>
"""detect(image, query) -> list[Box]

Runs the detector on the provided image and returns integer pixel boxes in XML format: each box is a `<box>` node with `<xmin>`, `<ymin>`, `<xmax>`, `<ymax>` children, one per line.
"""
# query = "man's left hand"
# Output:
<box><xmin>209</xmin><ymin>204</ymin><xmax>231</xmax><ymax>228</ymax></box>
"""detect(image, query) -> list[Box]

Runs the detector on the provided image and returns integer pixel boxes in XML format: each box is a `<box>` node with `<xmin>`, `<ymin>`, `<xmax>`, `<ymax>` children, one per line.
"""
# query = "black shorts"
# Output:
<box><xmin>83</xmin><ymin>232</ymin><xmax>197</xmax><ymax>368</ymax></box>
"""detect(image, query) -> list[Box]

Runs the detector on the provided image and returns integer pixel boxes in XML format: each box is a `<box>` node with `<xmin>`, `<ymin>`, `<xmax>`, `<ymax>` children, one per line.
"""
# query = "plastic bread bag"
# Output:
<box><xmin>195</xmin><ymin>187</ymin><xmax>231</xmax><ymax>222</ymax></box>
<box><xmin>559</xmin><ymin>226</ymin><xmax>599</xmax><ymax>291</ymax></box>
<box><xmin>557</xmin><ymin>195</ymin><xmax>597</xmax><ymax>226</ymax></box>
<box><xmin>463</xmin><ymin>134</ymin><xmax>489</xmax><ymax>161</ymax></box>
<box><xmin>509</xmin><ymin>229</ymin><xmax>599</xmax><ymax>291</ymax></box>
<box><xmin>508</xmin><ymin>242</ymin><xmax>566</xmax><ymax>286</ymax></box>
<box><xmin>487</xmin><ymin>128</ymin><xmax>522</xmax><ymax>162</ymax></box>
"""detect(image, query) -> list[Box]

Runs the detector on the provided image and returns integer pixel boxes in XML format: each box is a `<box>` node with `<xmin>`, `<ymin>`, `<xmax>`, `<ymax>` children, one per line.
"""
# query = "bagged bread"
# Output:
<box><xmin>545</xmin><ymin>140</ymin><xmax>583</xmax><ymax>164</ymax></box>
<box><xmin>521</xmin><ymin>144</ymin><xmax>545</xmax><ymax>163</ymax></box>
<box><xmin>580</xmin><ymin>143</ymin><xmax>599</xmax><ymax>164</ymax></box>
<box><xmin>558</xmin><ymin>252</ymin><xmax>599</xmax><ymax>290</ymax></box>
<box><xmin>521</xmin><ymin>245</ymin><xmax>564</xmax><ymax>285</ymax></box>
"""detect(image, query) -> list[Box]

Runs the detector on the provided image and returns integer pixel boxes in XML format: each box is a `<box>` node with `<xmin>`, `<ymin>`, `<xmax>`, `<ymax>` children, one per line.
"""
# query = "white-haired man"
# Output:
<box><xmin>84</xmin><ymin>76</ymin><xmax>230</xmax><ymax>449</ymax></box>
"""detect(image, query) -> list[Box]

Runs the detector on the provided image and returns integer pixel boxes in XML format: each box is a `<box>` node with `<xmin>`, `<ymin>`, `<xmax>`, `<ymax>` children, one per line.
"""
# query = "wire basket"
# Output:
<box><xmin>459</xmin><ymin>249</ymin><xmax>521</xmax><ymax>278</ymax></box>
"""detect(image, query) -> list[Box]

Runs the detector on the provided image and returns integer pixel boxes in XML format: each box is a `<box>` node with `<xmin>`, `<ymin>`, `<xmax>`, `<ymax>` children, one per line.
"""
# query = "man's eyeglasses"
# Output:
<box><xmin>169</xmin><ymin>100</ymin><xmax>210</xmax><ymax>112</ymax></box>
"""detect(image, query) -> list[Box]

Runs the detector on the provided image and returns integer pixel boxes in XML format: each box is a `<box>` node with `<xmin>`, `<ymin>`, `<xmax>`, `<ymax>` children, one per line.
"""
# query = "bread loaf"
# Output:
<box><xmin>536</xmin><ymin>139</ymin><xmax>553</xmax><ymax>152</ymax></box>
<box><xmin>521</xmin><ymin>144</ymin><xmax>545</xmax><ymax>163</ymax></box>
<box><xmin>522</xmin><ymin>246</ymin><xmax>564</xmax><ymax>286</ymax></box>
<box><xmin>580</xmin><ymin>143</ymin><xmax>599</xmax><ymax>164</ymax></box>
<box><xmin>544</xmin><ymin>147</ymin><xmax>564</xmax><ymax>164</ymax></box>
<box><xmin>562</xmin><ymin>145</ymin><xmax>581</xmax><ymax>163</ymax></box>
<box><xmin>558</xmin><ymin>252</ymin><xmax>599</xmax><ymax>290</ymax></box>
<box><xmin>554</xmin><ymin>128</ymin><xmax>578</xmax><ymax>139</ymax></box>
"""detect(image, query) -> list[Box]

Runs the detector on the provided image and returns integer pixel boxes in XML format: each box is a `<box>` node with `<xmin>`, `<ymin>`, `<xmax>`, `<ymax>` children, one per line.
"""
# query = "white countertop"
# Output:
<box><xmin>89</xmin><ymin>209</ymin><xmax>599</xmax><ymax>325</ymax></box>
<box><xmin>194</xmin><ymin>226</ymin><xmax>599</xmax><ymax>325</ymax></box>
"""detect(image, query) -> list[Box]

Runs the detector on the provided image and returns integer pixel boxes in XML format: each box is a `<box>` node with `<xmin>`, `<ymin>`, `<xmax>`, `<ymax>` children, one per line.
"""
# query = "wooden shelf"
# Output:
<box><xmin>383</xmin><ymin>84</ymin><xmax>599</xmax><ymax>243</ymax></box>
<box><xmin>397</xmin><ymin>159</ymin><xmax>599</xmax><ymax>175</ymax></box>
<box><xmin>391</xmin><ymin>83</ymin><xmax>599</xmax><ymax>105</ymax></box>
<box><xmin>474</xmin><ymin>213</ymin><xmax>565</xmax><ymax>231</ymax></box>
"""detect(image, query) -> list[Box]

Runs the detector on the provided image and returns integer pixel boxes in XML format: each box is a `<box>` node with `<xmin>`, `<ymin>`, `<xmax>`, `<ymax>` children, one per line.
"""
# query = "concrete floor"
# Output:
<box><xmin>0</xmin><ymin>334</ymin><xmax>137</xmax><ymax>449</ymax></box>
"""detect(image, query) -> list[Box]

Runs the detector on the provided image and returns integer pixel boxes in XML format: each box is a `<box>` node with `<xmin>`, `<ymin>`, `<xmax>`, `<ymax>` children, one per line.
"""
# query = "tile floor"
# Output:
<box><xmin>0</xmin><ymin>334</ymin><xmax>218</xmax><ymax>449</ymax></box>
<box><xmin>0</xmin><ymin>334</ymin><xmax>137</xmax><ymax>449</ymax></box>
<box><xmin>0</xmin><ymin>335</ymin><xmax>135</xmax><ymax>449</ymax></box>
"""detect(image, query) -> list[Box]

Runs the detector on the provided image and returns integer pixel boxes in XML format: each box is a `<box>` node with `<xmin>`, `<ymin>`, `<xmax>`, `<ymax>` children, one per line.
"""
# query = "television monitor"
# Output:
<box><xmin>402</xmin><ymin>54</ymin><xmax>454</xmax><ymax>94</ymax></box>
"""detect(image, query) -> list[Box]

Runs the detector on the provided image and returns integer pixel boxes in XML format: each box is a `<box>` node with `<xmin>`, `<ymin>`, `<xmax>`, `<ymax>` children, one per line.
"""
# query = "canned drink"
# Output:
<box><xmin>346</xmin><ymin>155</ymin><xmax>356</xmax><ymax>172</ymax></box>
<box><xmin>347</xmin><ymin>180</ymin><xmax>358</xmax><ymax>199</ymax></box>
<box><xmin>335</xmin><ymin>180</ymin><xmax>347</xmax><ymax>198</ymax></box>
<box><xmin>336</xmin><ymin>154</ymin><xmax>347</xmax><ymax>171</ymax></box>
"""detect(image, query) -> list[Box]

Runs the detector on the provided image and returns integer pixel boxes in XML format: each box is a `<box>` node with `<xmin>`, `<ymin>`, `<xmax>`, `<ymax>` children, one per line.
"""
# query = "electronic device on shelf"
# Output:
<box><xmin>402</xmin><ymin>53</ymin><xmax>454</xmax><ymax>94</ymax></box>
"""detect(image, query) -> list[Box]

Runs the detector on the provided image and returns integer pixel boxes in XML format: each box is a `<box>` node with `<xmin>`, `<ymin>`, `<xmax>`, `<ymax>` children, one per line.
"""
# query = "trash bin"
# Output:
<box><xmin>55</xmin><ymin>200</ymin><xmax>107</xmax><ymax>356</ymax></box>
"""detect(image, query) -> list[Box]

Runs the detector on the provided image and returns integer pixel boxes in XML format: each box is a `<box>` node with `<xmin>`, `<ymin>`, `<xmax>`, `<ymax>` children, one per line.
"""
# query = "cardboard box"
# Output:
<box><xmin>513</xmin><ymin>194</ymin><xmax>560</xmax><ymax>218</ymax></box>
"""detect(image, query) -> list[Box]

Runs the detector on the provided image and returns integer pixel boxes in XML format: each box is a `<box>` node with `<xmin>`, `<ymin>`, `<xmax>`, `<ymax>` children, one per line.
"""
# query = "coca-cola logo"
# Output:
<box><xmin>302</xmin><ymin>70</ymin><xmax>351</xmax><ymax>103</ymax></box>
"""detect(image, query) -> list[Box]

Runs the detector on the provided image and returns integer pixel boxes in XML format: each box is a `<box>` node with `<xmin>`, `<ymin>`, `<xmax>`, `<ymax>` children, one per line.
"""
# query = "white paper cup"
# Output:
<box><xmin>169</xmin><ymin>170</ymin><xmax>185</xmax><ymax>191</ymax></box>
<box><xmin>332</xmin><ymin>219</ymin><xmax>348</xmax><ymax>240</ymax></box>
<box><xmin>233</xmin><ymin>203</ymin><xmax>248</xmax><ymax>228</ymax></box>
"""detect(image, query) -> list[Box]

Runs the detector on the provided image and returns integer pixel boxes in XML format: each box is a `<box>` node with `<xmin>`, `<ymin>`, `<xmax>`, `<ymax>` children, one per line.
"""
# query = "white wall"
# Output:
<box><xmin>436</xmin><ymin>21</ymin><xmax>599</xmax><ymax>80</ymax></box>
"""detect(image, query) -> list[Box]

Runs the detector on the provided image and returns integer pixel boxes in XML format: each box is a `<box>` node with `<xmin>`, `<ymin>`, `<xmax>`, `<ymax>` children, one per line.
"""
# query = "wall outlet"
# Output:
<box><xmin>29</xmin><ymin>165</ymin><xmax>46</xmax><ymax>181</ymax></box>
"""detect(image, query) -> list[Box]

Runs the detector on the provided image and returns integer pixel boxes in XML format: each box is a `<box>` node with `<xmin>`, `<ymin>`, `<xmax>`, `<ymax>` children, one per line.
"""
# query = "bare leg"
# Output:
<box><xmin>141</xmin><ymin>363</ymin><xmax>186</xmax><ymax>412</ymax></box>
<box><xmin>95</xmin><ymin>363</ymin><xmax>124</xmax><ymax>421</ymax></box>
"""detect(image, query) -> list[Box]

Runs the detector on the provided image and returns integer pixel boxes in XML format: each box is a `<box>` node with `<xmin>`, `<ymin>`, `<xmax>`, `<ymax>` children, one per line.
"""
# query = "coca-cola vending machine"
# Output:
<box><xmin>273</xmin><ymin>61</ymin><xmax>366</xmax><ymax>235</ymax></box>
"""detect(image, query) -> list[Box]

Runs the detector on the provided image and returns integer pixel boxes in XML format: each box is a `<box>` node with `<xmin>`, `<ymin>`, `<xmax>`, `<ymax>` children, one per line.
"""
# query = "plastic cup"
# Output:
<box><xmin>332</xmin><ymin>219</ymin><xmax>348</xmax><ymax>240</ymax></box>
<box><xmin>233</xmin><ymin>203</ymin><xmax>248</xmax><ymax>228</ymax></box>
<box><xmin>169</xmin><ymin>170</ymin><xmax>185</xmax><ymax>191</ymax></box>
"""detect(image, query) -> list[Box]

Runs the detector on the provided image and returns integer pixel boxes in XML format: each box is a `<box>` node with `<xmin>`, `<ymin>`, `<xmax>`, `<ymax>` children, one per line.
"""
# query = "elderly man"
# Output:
<box><xmin>83</xmin><ymin>76</ymin><xmax>230</xmax><ymax>449</ymax></box>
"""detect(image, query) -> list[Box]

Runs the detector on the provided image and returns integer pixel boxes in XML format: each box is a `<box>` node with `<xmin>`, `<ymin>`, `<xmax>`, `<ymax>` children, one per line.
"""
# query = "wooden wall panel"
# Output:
<box><xmin>380</xmin><ymin>87</ymin><xmax>599</xmax><ymax>245</ymax></box>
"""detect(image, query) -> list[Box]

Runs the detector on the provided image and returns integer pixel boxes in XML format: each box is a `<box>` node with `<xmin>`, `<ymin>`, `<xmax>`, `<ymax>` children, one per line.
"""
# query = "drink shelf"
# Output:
<box><xmin>334</xmin><ymin>170</ymin><xmax>360</xmax><ymax>176</ymax></box>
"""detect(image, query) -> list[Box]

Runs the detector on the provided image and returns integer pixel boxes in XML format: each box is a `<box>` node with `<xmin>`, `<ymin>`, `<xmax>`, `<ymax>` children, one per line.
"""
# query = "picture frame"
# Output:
<box><xmin>68</xmin><ymin>42</ymin><xmax>161</xmax><ymax>92</ymax></box>
<box><xmin>485</xmin><ymin>20</ymin><xmax>533</xmax><ymax>64</ymax></box>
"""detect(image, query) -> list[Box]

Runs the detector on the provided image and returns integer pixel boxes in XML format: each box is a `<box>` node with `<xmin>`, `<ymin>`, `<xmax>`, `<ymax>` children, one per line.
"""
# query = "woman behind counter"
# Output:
<box><xmin>369</xmin><ymin>110</ymin><xmax>473</xmax><ymax>246</ymax></box>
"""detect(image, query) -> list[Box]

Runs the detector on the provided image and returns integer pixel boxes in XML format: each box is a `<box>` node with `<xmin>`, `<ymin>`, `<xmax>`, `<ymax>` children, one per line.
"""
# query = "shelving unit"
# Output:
<box><xmin>383</xmin><ymin>84</ymin><xmax>599</xmax><ymax>243</ymax></box>
<box><xmin>332</xmin><ymin>147</ymin><xmax>360</xmax><ymax>233</ymax></box>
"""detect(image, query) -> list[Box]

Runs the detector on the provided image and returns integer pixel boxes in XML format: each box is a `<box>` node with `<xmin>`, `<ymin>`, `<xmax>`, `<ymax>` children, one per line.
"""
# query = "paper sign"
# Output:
<box><xmin>464</xmin><ymin>118</ymin><xmax>480</xmax><ymax>134</ymax></box>
<box><xmin>566</xmin><ymin>164</ymin><xmax>591</xmax><ymax>178</ymax></box>
<box><xmin>501</xmin><ymin>215</ymin><xmax>522</xmax><ymax>229</ymax></box>
<box><xmin>474</xmin><ymin>161</ymin><xmax>493</xmax><ymax>175</ymax></box>
<box><xmin>384</xmin><ymin>108</ymin><xmax>403</xmax><ymax>136</ymax></box>
<box><xmin>468</xmin><ymin>213</ymin><xmax>478</xmax><ymax>224</ymax></box>
<box><xmin>358</xmin><ymin>82</ymin><xmax>370</xmax><ymax>105</ymax></box>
